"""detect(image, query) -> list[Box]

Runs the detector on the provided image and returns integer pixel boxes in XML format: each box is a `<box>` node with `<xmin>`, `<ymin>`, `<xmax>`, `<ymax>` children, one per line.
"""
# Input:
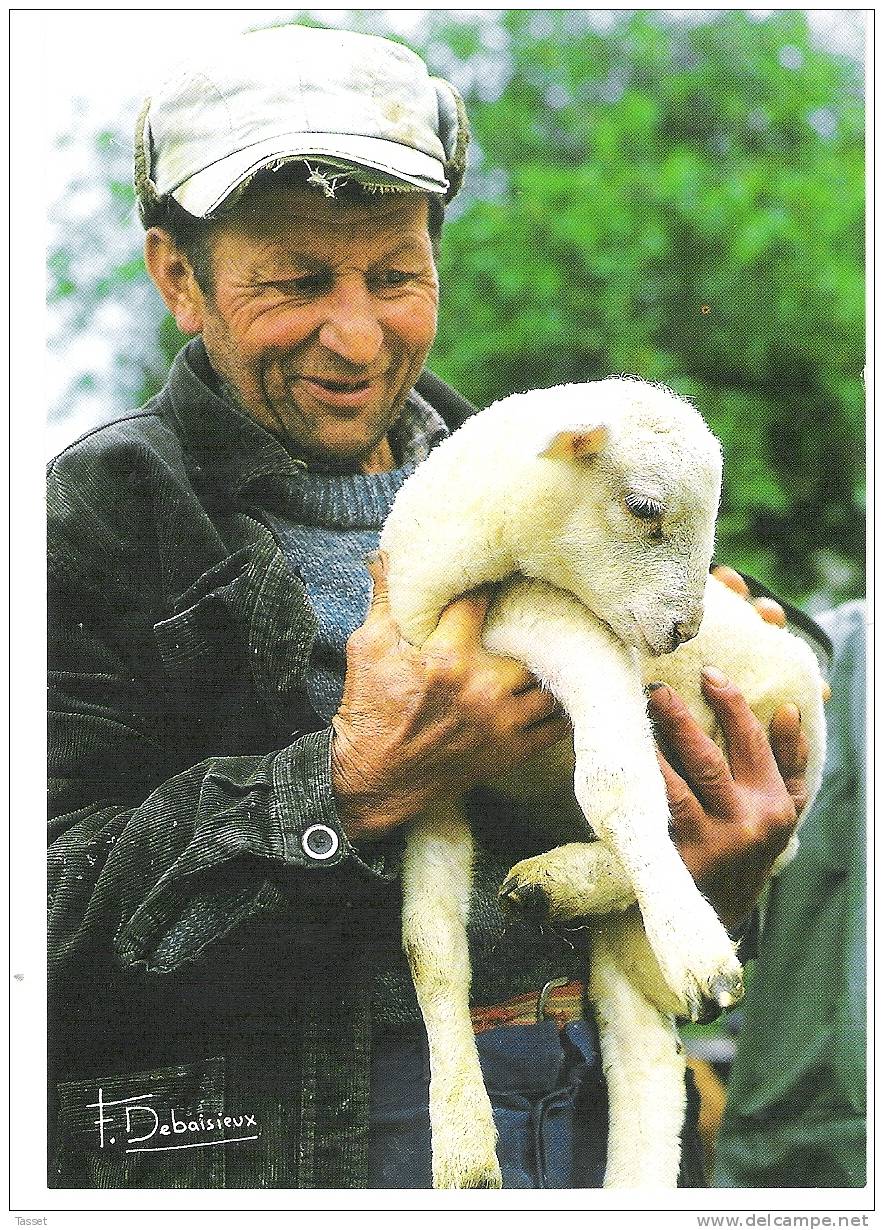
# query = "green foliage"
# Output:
<box><xmin>47</xmin><ymin>10</ymin><xmax>865</xmax><ymax>606</ymax></box>
<box><xmin>425</xmin><ymin>10</ymin><xmax>864</xmax><ymax>606</ymax></box>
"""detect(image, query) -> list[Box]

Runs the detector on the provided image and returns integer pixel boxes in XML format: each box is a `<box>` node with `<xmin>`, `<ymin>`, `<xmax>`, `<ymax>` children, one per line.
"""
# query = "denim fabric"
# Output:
<box><xmin>369</xmin><ymin>1019</ymin><xmax>706</xmax><ymax>1189</ymax></box>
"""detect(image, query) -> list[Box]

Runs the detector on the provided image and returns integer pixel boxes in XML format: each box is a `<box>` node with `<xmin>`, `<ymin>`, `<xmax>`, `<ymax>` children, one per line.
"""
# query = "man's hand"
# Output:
<box><xmin>650</xmin><ymin>564</ymin><xmax>813</xmax><ymax>931</ymax></box>
<box><xmin>648</xmin><ymin>668</ymin><xmax>809</xmax><ymax>933</ymax></box>
<box><xmin>331</xmin><ymin>552</ymin><xmax>571</xmax><ymax>841</ymax></box>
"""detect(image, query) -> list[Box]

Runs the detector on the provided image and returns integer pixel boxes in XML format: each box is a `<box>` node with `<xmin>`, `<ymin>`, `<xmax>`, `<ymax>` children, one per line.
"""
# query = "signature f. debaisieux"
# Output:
<box><xmin>88</xmin><ymin>1088</ymin><xmax>258</xmax><ymax>1153</ymax></box>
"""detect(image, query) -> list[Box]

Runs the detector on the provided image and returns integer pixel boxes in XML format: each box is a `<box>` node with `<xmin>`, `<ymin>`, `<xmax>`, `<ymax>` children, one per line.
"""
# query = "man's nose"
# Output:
<box><xmin>317</xmin><ymin>280</ymin><xmax>384</xmax><ymax>367</ymax></box>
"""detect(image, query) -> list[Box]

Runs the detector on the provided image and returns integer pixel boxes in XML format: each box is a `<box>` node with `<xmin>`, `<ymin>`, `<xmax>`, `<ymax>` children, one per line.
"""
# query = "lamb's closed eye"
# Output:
<box><xmin>625</xmin><ymin>492</ymin><xmax>664</xmax><ymax>521</ymax></box>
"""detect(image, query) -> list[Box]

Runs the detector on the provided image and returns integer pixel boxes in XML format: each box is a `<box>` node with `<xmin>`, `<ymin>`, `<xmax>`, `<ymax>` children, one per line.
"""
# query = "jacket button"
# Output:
<box><xmin>301</xmin><ymin>823</ymin><xmax>340</xmax><ymax>861</ymax></box>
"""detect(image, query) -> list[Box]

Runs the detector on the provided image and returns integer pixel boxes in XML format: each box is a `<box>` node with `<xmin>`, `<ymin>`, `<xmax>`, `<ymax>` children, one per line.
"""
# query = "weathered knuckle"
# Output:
<box><xmin>743</xmin><ymin>720</ymin><xmax>773</xmax><ymax>762</ymax></box>
<box><xmin>425</xmin><ymin>647</ymin><xmax>467</xmax><ymax>689</ymax></box>
<box><xmin>757</xmin><ymin>796</ymin><xmax>798</xmax><ymax>849</ymax></box>
<box><xmin>692</xmin><ymin>746</ymin><xmax>729</xmax><ymax>788</ymax></box>
<box><xmin>345</xmin><ymin>624</ymin><xmax>371</xmax><ymax>655</ymax></box>
<box><xmin>773</xmin><ymin>797</ymin><xmax>799</xmax><ymax>834</ymax></box>
<box><xmin>663</xmin><ymin>771</ymin><xmax>701</xmax><ymax>819</ymax></box>
<box><xmin>463</xmin><ymin>668</ymin><xmax>498</xmax><ymax>706</ymax></box>
<box><xmin>666</xmin><ymin>781</ymin><xmax>696</xmax><ymax>817</ymax></box>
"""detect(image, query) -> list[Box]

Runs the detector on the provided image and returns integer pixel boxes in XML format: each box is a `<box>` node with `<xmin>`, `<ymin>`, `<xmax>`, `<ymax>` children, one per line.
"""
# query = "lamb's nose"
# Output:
<box><xmin>674</xmin><ymin>618</ymin><xmax>700</xmax><ymax>645</ymax></box>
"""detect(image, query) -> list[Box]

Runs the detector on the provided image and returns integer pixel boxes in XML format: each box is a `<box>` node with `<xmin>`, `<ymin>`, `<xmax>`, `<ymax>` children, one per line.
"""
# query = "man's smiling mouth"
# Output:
<box><xmin>304</xmin><ymin>376</ymin><xmax>371</xmax><ymax>393</ymax></box>
<box><xmin>290</xmin><ymin>373</ymin><xmax>379</xmax><ymax>411</ymax></box>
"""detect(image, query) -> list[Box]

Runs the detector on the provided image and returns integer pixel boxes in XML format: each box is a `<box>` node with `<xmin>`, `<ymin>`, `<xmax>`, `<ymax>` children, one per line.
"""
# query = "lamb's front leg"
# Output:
<box><xmin>485</xmin><ymin>578</ymin><xmax>742</xmax><ymax>1021</ymax></box>
<box><xmin>572</xmin><ymin>727</ymin><xmax>743</xmax><ymax>1019</ymax></box>
<box><xmin>402</xmin><ymin>799</ymin><xmax>502</xmax><ymax>1189</ymax></box>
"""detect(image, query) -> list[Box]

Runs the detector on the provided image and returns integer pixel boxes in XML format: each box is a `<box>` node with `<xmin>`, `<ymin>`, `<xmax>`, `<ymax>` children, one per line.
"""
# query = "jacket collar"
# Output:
<box><xmin>165</xmin><ymin>338</ymin><xmax>311</xmax><ymax>500</ymax></box>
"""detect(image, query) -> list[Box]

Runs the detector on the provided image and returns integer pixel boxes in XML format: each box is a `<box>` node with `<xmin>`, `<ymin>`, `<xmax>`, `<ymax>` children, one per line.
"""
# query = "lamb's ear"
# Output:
<box><xmin>539</xmin><ymin>425</ymin><xmax>609</xmax><ymax>462</ymax></box>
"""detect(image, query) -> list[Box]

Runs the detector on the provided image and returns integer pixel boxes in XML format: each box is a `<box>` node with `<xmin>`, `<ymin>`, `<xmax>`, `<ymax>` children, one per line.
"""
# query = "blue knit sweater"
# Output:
<box><xmin>261</xmin><ymin>390</ymin><xmax>447</xmax><ymax>721</ymax></box>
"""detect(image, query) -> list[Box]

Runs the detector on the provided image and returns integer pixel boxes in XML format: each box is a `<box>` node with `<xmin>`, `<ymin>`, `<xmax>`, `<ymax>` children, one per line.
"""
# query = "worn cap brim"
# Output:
<box><xmin>170</xmin><ymin>132</ymin><xmax>449</xmax><ymax>217</ymax></box>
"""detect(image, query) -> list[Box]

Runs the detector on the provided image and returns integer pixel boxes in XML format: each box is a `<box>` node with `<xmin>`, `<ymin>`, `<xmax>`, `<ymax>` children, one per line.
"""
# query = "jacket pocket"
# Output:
<box><xmin>51</xmin><ymin>1057</ymin><xmax>227</xmax><ymax>1189</ymax></box>
<box><xmin>153</xmin><ymin>551</ymin><xmax>252</xmax><ymax>675</ymax></box>
<box><xmin>153</xmin><ymin>535</ymin><xmax>318</xmax><ymax>733</ymax></box>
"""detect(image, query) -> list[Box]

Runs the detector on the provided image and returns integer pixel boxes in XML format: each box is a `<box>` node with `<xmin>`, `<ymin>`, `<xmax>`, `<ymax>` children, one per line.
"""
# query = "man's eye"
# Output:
<box><xmin>376</xmin><ymin>269</ymin><xmax>416</xmax><ymax>289</ymax></box>
<box><xmin>625</xmin><ymin>493</ymin><xmax>664</xmax><ymax>521</ymax></box>
<box><xmin>270</xmin><ymin>275</ymin><xmax>329</xmax><ymax>296</ymax></box>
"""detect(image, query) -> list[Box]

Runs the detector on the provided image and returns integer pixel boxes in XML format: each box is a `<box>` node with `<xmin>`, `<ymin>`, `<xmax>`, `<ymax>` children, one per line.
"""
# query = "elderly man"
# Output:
<box><xmin>48</xmin><ymin>25</ymin><xmax>810</xmax><ymax>1189</ymax></box>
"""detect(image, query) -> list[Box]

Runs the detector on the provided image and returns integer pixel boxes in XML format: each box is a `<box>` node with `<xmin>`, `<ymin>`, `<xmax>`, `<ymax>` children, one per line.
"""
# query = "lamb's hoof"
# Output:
<box><xmin>430</xmin><ymin>1086</ymin><xmax>502</xmax><ymax>1189</ymax></box>
<box><xmin>433</xmin><ymin>1155</ymin><xmax>503</xmax><ymax>1190</ymax></box>
<box><xmin>677</xmin><ymin>964</ymin><xmax>745</xmax><ymax>1022</ymax></box>
<box><xmin>432</xmin><ymin>1133</ymin><xmax>503</xmax><ymax>1189</ymax></box>
<box><xmin>498</xmin><ymin>876</ymin><xmax>550</xmax><ymax>924</ymax></box>
<box><xmin>710</xmin><ymin>971</ymin><xmax>744</xmax><ymax>1010</ymax></box>
<box><xmin>499</xmin><ymin>845</ymin><xmax>636</xmax><ymax>923</ymax></box>
<box><xmin>644</xmin><ymin>896</ymin><xmax>746</xmax><ymax>1021</ymax></box>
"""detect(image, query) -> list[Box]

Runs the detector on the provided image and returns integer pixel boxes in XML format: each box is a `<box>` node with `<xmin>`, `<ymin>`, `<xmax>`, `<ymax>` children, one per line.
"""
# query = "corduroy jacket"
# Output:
<box><xmin>47</xmin><ymin>339</ymin><xmax>585</xmax><ymax>1189</ymax></box>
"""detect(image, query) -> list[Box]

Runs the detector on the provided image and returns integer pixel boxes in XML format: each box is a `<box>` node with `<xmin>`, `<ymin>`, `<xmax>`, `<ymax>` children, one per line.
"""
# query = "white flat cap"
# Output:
<box><xmin>136</xmin><ymin>25</ymin><xmax>468</xmax><ymax>217</ymax></box>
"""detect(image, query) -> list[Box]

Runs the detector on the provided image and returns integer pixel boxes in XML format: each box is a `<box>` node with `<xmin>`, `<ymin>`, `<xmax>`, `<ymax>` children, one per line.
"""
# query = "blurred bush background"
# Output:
<box><xmin>47</xmin><ymin>9</ymin><xmax>866</xmax><ymax>610</ymax></box>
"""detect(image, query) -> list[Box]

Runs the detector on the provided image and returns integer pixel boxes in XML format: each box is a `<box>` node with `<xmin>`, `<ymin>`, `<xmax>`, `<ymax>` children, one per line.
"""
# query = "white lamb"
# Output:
<box><xmin>379</xmin><ymin>376</ymin><xmax>827</xmax><ymax>1190</ymax></box>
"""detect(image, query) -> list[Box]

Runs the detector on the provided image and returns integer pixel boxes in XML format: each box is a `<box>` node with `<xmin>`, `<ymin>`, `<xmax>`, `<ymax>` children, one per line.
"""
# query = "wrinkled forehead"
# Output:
<box><xmin>204</xmin><ymin>185</ymin><xmax>436</xmax><ymax>281</ymax></box>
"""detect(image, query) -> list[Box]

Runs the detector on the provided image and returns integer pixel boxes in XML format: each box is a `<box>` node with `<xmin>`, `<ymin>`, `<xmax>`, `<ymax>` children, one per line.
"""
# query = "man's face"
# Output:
<box><xmin>186</xmin><ymin>186</ymin><xmax>439</xmax><ymax>471</ymax></box>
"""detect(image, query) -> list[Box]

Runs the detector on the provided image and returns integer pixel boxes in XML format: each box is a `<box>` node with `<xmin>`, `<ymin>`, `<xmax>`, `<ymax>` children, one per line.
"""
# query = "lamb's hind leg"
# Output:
<box><xmin>402</xmin><ymin>799</ymin><xmax>502</xmax><ymax>1189</ymax></box>
<box><xmin>590</xmin><ymin>920</ymin><xmax>687</xmax><ymax>1189</ymax></box>
<box><xmin>500</xmin><ymin>848</ymin><xmax>694</xmax><ymax>1188</ymax></box>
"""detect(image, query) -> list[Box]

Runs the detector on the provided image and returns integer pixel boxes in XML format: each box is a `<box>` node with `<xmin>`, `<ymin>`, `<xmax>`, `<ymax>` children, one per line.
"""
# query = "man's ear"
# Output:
<box><xmin>539</xmin><ymin>425</ymin><xmax>609</xmax><ymax>462</ymax></box>
<box><xmin>144</xmin><ymin>228</ymin><xmax>205</xmax><ymax>335</ymax></box>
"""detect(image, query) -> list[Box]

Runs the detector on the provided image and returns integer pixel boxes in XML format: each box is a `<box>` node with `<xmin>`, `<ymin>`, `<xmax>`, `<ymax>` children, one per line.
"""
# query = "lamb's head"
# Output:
<box><xmin>505</xmin><ymin>378</ymin><xmax>723</xmax><ymax>656</ymax></box>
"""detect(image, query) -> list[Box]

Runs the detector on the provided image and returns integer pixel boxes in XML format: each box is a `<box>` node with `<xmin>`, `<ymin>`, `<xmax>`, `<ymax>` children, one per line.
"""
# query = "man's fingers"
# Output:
<box><xmin>768</xmin><ymin>703</ymin><xmax>808</xmax><ymax>776</ymax></box>
<box><xmin>355</xmin><ymin>550</ymin><xmax>402</xmax><ymax>650</ymax></box>
<box><xmin>769</xmin><ymin>703</ymin><xmax>811</xmax><ymax>815</ymax></box>
<box><xmin>429</xmin><ymin>586</ymin><xmax>493</xmax><ymax>649</ymax></box>
<box><xmin>366</xmin><ymin>550</ymin><xmax>391</xmax><ymax>612</ymax></box>
<box><xmin>770</xmin><ymin>709</ymin><xmax>810</xmax><ymax>818</ymax></box>
<box><xmin>712</xmin><ymin>565</ymin><xmax>750</xmax><ymax>599</ymax></box>
<box><xmin>753</xmin><ymin>596</ymin><xmax>787</xmax><ymax>627</ymax></box>
<box><xmin>699</xmin><ymin>667</ymin><xmax>778</xmax><ymax>781</ymax></box>
<box><xmin>655</xmin><ymin>748</ymin><xmax>703</xmax><ymax>840</ymax></box>
<box><xmin>784</xmin><ymin>777</ymin><xmax>810</xmax><ymax>817</ymax></box>
<box><xmin>515</xmin><ymin>684</ymin><xmax>565</xmax><ymax>728</ymax></box>
<box><xmin>712</xmin><ymin>566</ymin><xmax>787</xmax><ymax>626</ymax></box>
<box><xmin>482</xmin><ymin>656</ymin><xmax>541</xmax><ymax>697</ymax></box>
<box><xmin>647</xmin><ymin>683</ymin><xmax>736</xmax><ymax>811</ymax></box>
